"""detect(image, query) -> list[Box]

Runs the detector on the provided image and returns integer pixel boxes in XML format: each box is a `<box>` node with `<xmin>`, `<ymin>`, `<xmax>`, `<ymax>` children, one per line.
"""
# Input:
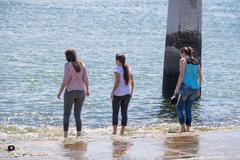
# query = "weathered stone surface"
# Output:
<box><xmin>163</xmin><ymin>0</ymin><xmax>202</xmax><ymax>97</ymax></box>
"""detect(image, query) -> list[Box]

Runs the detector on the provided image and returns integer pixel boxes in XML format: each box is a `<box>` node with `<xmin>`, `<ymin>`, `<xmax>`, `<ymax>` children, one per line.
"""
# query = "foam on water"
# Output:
<box><xmin>1</xmin><ymin>123</ymin><xmax>239</xmax><ymax>144</ymax></box>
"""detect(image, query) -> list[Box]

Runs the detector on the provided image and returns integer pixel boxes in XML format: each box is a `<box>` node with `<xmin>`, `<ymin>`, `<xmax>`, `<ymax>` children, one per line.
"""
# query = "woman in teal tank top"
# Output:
<box><xmin>174</xmin><ymin>47</ymin><xmax>202</xmax><ymax>133</ymax></box>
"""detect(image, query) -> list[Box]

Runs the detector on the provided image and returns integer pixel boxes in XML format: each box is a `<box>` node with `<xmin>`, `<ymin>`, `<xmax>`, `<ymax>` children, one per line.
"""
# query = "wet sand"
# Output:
<box><xmin>0</xmin><ymin>128</ymin><xmax>240</xmax><ymax>160</ymax></box>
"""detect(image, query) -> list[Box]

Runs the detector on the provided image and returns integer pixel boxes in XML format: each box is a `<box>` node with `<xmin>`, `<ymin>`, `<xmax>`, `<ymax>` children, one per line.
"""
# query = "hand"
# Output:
<box><xmin>130</xmin><ymin>92</ymin><xmax>133</xmax><ymax>98</ymax></box>
<box><xmin>174</xmin><ymin>87</ymin><xmax>179</xmax><ymax>95</ymax></box>
<box><xmin>85</xmin><ymin>91</ymin><xmax>90</xmax><ymax>96</ymax></box>
<box><xmin>197</xmin><ymin>90</ymin><xmax>201</xmax><ymax>98</ymax></box>
<box><xmin>111</xmin><ymin>91</ymin><xmax>114</xmax><ymax>99</ymax></box>
<box><xmin>57</xmin><ymin>93</ymin><xmax>61</xmax><ymax>99</ymax></box>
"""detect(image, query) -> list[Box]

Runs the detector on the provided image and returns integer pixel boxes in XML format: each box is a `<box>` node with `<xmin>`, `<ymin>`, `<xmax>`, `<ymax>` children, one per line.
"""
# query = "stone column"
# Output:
<box><xmin>162</xmin><ymin>0</ymin><xmax>202</xmax><ymax>97</ymax></box>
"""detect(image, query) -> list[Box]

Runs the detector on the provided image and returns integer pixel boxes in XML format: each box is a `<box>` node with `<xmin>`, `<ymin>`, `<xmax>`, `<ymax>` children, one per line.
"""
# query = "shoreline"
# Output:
<box><xmin>1</xmin><ymin>126</ymin><xmax>240</xmax><ymax>160</ymax></box>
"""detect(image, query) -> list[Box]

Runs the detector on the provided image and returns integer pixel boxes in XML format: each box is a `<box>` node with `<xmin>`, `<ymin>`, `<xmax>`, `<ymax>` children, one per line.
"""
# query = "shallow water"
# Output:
<box><xmin>0</xmin><ymin>0</ymin><xmax>240</xmax><ymax>132</ymax></box>
<box><xmin>1</xmin><ymin>129</ymin><xmax>240</xmax><ymax>160</ymax></box>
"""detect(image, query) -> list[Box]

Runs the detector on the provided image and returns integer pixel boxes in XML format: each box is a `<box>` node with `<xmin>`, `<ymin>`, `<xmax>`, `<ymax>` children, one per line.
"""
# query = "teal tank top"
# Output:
<box><xmin>183</xmin><ymin>63</ymin><xmax>199</xmax><ymax>89</ymax></box>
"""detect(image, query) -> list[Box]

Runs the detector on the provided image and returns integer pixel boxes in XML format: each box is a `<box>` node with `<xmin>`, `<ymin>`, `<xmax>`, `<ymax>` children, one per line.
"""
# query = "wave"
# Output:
<box><xmin>1</xmin><ymin>123</ymin><xmax>240</xmax><ymax>140</ymax></box>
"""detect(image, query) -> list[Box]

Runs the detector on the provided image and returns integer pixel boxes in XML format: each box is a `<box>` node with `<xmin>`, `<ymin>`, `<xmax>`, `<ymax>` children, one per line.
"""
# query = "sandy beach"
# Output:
<box><xmin>1</xmin><ymin>126</ymin><xmax>240</xmax><ymax>160</ymax></box>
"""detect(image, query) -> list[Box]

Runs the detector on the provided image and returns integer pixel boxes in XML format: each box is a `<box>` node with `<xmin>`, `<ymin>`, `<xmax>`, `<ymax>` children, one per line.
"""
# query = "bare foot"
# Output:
<box><xmin>77</xmin><ymin>131</ymin><xmax>81</xmax><ymax>137</ymax></box>
<box><xmin>180</xmin><ymin>125</ymin><xmax>186</xmax><ymax>133</ymax></box>
<box><xmin>64</xmin><ymin>131</ymin><xmax>68</xmax><ymax>138</ymax></box>
<box><xmin>120</xmin><ymin>130</ymin><xmax>124</xmax><ymax>135</ymax></box>
<box><xmin>120</xmin><ymin>126</ymin><xmax>125</xmax><ymax>135</ymax></box>
<box><xmin>112</xmin><ymin>125</ymin><xmax>117</xmax><ymax>135</ymax></box>
<box><xmin>186</xmin><ymin>126</ymin><xmax>190</xmax><ymax>132</ymax></box>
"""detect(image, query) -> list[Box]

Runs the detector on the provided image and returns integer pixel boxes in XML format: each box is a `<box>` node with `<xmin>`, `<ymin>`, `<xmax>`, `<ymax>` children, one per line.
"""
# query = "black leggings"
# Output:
<box><xmin>112</xmin><ymin>94</ymin><xmax>131</xmax><ymax>126</ymax></box>
<box><xmin>63</xmin><ymin>90</ymin><xmax>85</xmax><ymax>132</ymax></box>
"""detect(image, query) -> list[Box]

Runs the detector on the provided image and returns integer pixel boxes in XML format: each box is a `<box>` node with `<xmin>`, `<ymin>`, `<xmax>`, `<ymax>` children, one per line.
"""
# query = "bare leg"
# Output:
<box><xmin>64</xmin><ymin>131</ymin><xmax>68</xmax><ymax>138</ymax></box>
<box><xmin>113</xmin><ymin>125</ymin><xmax>117</xmax><ymax>135</ymax></box>
<box><xmin>77</xmin><ymin>131</ymin><xmax>81</xmax><ymax>137</ymax></box>
<box><xmin>120</xmin><ymin>126</ymin><xmax>125</xmax><ymax>135</ymax></box>
<box><xmin>186</xmin><ymin>125</ymin><xmax>190</xmax><ymax>132</ymax></box>
<box><xmin>180</xmin><ymin>124</ymin><xmax>186</xmax><ymax>133</ymax></box>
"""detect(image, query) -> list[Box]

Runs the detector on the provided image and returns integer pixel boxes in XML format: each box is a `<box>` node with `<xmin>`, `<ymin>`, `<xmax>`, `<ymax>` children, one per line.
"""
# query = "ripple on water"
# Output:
<box><xmin>0</xmin><ymin>0</ymin><xmax>240</xmax><ymax>129</ymax></box>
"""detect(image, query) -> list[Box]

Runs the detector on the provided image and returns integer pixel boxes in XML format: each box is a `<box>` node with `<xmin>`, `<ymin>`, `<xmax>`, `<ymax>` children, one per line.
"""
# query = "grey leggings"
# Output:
<box><xmin>64</xmin><ymin>90</ymin><xmax>85</xmax><ymax>132</ymax></box>
<box><xmin>112</xmin><ymin>94</ymin><xmax>131</xmax><ymax>126</ymax></box>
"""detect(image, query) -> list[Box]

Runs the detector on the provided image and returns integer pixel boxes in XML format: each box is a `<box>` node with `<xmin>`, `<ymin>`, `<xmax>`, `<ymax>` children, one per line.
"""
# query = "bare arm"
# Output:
<box><xmin>83</xmin><ymin>65</ymin><xmax>89</xmax><ymax>96</ymax></box>
<box><xmin>130</xmin><ymin>73</ymin><xmax>134</xmax><ymax>97</ymax></box>
<box><xmin>198</xmin><ymin>64</ymin><xmax>202</xmax><ymax>87</ymax></box>
<box><xmin>57</xmin><ymin>64</ymin><xmax>70</xmax><ymax>99</ymax></box>
<box><xmin>111</xmin><ymin>72</ymin><xmax>120</xmax><ymax>98</ymax></box>
<box><xmin>84</xmin><ymin>79</ymin><xmax>89</xmax><ymax>96</ymax></box>
<box><xmin>57</xmin><ymin>82</ymin><xmax>67</xmax><ymax>99</ymax></box>
<box><xmin>174</xmin><ymin>58</ymin><xmax>186</xmax><ymax>95</ymax></box>
<box><xmin>197</xmin><ymin>64</ymin><xmax>202</xmax><ymax>97</ymax></box>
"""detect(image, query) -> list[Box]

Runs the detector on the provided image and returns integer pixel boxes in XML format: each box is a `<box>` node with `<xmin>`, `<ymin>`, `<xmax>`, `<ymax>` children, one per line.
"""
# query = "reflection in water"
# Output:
<box><xmin>62</xmin><ymin>139</ymin><xmax>87</xmax><ymax>160</ymax></box>
<box><xmin>158</xmin><ymin>98</ymin><xmax>178</xmax><ymax>121</ymax></box>
<box><xmin>157</xmin><ymin>98</ymin><xmax>201</xmax><ymax>124</ymax></box>
<box><xmin>112</xmin><ymin>139</ymin><xmax>132</xmax><ymax>159</ymax></box>
<box><xmin>163</xmin><ymin>134</ymin><xmax>199</xmax><ymax>159</ymax></box>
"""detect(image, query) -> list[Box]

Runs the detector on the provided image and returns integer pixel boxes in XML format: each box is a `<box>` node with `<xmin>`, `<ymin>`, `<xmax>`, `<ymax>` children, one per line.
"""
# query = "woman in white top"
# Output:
<box><xmin>111</xmin><ymin>54</ymin><xmax>134</xmax><ymax>135</ymax></box>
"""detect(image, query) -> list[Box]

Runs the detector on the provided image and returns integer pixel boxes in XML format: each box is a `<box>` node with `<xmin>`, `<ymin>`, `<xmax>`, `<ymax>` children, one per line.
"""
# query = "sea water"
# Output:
<box><xmin>0</xmin><ymin>0</ymin><xmax>240</xmax><ymax>133</ymax></box>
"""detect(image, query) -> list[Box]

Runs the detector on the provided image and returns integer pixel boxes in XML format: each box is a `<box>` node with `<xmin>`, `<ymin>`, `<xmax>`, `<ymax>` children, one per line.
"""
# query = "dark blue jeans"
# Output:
<box><xmin>112</xmin><ymin>94</ymin><xmax>131</xmax><ymax>126</ymax></box>
<box><xmin>64</xmin><ymin>90</ymin><xmax>85</xmax><ymax>132</ymax></box>
<box><xmin>176</xmin><ymin>84</ymin><xmax>198</xmax><ymax>126</ymax></box>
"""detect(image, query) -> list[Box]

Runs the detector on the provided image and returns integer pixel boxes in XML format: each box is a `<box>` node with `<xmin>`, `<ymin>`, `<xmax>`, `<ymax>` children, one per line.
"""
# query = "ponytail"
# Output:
<box><xmin>180</xmin><ymin>47</ymin><xmax>198</xmax><ymax>65</ymax></box>
<box><xmin>122</xmin><ymin>63</ymin><xmax>130</xmax><ymax>85</ymax></box>
<box><xmin>72</xmin><ymin>60</ymin><xmax>82</xmax><ymax>73</ymax></box>
<box><xmin>116</xmin><ymin>53</ymin><xmax>130</xmax><ymax>85</ymax></box>
<box><xmin>185</xmin><ymin>47</ymin><xmax>193</xmax><ymax>58</ymax></box>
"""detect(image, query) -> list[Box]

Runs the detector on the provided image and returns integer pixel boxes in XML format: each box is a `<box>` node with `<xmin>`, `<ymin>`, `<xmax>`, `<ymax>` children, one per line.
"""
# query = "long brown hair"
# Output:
<box><xmin>180</xmin><ymin>47</ymin><xmax>198</xmax><ymax>64</ymax></box>
<box><xmin>116</xmin><ymin>54</ymin><xmax>130</xmax><ymax>85</ymax></box>
<box><xmin>65</xmin><ymin>48</ymin><xmax>82</xmax><ymax>72</ymax></box>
